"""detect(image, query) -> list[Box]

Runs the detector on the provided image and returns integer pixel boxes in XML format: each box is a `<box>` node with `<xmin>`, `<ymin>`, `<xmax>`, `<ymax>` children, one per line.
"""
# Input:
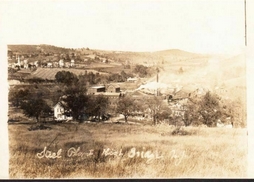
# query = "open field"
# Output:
<box><xmin>30</xmin><ymin>68</ymin><xmax>107</xmax><ymax>80</ymax></box>
<box><xmin>8</xmin><ymin>122</ymin><xmax>247</xmax><ymax>178</ymax></box>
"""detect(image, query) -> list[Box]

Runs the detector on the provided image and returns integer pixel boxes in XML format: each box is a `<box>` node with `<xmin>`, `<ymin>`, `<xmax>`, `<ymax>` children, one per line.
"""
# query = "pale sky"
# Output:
<box><xmin>0</xmin><ymin>0</ymin><xmax>249</xmax><ymax>54</ymax></box>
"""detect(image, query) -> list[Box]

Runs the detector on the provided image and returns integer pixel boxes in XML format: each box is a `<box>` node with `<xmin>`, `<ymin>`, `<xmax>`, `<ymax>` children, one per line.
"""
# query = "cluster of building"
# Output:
<box><xmin>53</xmin><ymin>80</ymin><xmax>195</xmax><ymax>122</ymax></box>
<box><xmin>9</xmin><ymin>55</ymin><xmax>76</xmax><ymax>69</ymax></box>
<box><xmin>9</xmin><ymin>56</ymin><xmax>39</xmax><ymax>69</ymax></box>
<box><xmin>42</xmin><ymin>59</ymin><xmax>75</xmax><ymax>68</ymax></box>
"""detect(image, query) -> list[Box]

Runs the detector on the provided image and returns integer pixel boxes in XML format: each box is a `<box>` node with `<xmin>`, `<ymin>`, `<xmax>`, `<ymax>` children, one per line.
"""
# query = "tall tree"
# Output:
<box><xmin>9</xmin><ymin>89</ymin><xmax>30</xmax><ymax>107</ymax></box>
<box><xmin>198</xmin><ymin>91</ymin><xmax>221</xmax><ymax>127</ymax></box>
<box><xmin>134</xmin><ymin>64</ymin><xmax>149</xmax><ymax>78</ymax></box>
<box><xmin>116</xmin><ymin>95</ymin><xmax>138</xmax><ymax>123</ymax></box>
<box><xmin>86</xmin><ymin>95</ymin><xmax>109</xmax><ymax>122</ymax></box>
<box><xmin>182</xmin><ymin>101</ymin><xmax>199</xmax><ymax>126</ymax></box>
<box><xmin>145</xmin><ymin>96</ymin><xmax>166</xmax><ymax>125</ymax></box>
<box><xmin>60</xmin><ymin>85</ymin><xmax>88</xmax><ymax>122</ymax></box>
<box><xmin>21</xmin><ymin>98</ymin><xmax>51</xmax><ymax>122</ymax></box>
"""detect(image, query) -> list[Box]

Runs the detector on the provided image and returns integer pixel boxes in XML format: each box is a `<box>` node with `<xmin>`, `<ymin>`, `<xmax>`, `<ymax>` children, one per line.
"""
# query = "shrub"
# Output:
<box><xmin>172</xmin><ymin>127</ymin><xmax>191</xmax><ymax>136</ymax></box>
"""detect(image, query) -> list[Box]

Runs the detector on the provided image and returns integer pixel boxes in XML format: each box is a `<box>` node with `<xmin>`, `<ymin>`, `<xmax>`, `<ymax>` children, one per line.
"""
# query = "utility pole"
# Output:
<box><xmin>245</xmin><ymin>0</ymin><xmax>247</xmax><ymax>46</ymax></box>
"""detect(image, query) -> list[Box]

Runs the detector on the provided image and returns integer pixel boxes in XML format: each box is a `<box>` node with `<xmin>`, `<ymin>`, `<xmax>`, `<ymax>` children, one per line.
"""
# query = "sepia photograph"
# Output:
<box><xmin>0</xmin><ymin>0</ymin><xmax>253</xmax><ymax>179</ymax></box>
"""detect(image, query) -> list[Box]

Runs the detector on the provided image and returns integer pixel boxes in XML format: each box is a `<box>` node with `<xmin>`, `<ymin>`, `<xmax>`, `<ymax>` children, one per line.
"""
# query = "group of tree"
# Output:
<box><xmin>9</xmin><ymin>88</ymin><xmax>52</xmax><ymax>122</ymax></box>
<box><xmin>116</xmin><ymin>95</ymin><xmax>139</xmax><ymax>123</ymax></box>
<box><xmin>134</xmin><ymin>64</ymin><xmax>150</xmax><ymax>78</ymax></box>
<box><xmin>116</xmin><ymin>95</ymin><xmax>172</xmax><ymax>124</ymax></box>
<box><xmin>55</xmin><ymin>71</ymin><xmax>79</xmax><ymax>85</ymax></box>
<box><xmin>180</xmin><ymin>91</ymin><xmax>246</xmax><ymax>127</ymax></box>
<box><xmin>65</xmin><ymin>70</ymin><xmax>133</xmax><ymax>86</ymax></box>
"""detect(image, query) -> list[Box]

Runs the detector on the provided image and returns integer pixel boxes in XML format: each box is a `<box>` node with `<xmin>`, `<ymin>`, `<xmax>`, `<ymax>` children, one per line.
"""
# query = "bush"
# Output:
<box><xmin>28</xmin><ymin>124</ymin><xmax>52</xmax><ymax>131</ymax></box>
<box><xmin>171</xmin><ymin>127</ymin><xmax>191</xmax><ymax>136</ymax></box>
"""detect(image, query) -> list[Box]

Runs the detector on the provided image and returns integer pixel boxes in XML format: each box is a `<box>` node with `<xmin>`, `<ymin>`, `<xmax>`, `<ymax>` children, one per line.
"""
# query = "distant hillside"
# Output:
<box><xmin>8</xmin><ymin>44</ymin><xmax>72</xmax><ymax>54</ymax></box>
<box><xmin>153</xmin><ymin>49</ymin><xmax>201</xmax><ymax>57</ymax></box>
<box><xmin>7</xmin><ymin>44</ymin><xmax>217</xmax><ymax>73</ymax></box>
<box><xmin>93</xmin><ymin>49</ymin><xmax>206</xmax><ymax>66</ymax></box>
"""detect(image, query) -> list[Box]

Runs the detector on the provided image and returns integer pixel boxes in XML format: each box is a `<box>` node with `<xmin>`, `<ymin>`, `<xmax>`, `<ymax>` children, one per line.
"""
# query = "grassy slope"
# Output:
<box><xmin>8</xmin><ymin>123</ymin><xmax>247</xmax><ymax>178</ymax></box>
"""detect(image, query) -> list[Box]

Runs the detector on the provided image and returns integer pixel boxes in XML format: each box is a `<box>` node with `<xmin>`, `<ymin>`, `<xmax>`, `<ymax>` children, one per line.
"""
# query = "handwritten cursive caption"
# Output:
<box><xmin>36</xmin><ymin>146</ymin><xmax>186</xmax><ymax>165</ymax></box>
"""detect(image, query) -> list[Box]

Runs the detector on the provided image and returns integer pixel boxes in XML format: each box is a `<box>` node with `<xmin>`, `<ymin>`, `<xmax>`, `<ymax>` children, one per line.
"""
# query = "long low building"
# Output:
<box><xmin>87</xmin><ymin>85</ymin><xmax>106</xmax><ymax>94</ymax></box>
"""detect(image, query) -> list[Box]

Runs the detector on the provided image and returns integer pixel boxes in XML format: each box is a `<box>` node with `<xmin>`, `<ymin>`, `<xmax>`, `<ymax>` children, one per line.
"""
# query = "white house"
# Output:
<box><xmin>71</xmin><ymin>59</ymin><xmax>75</xmax><ymax>67</ymax></box>
<box><xmin>47</xmin><ymin>62</ymin><xmax>53</xmax><ymax>68</ymax></box>
<box><xmin>23</xmin><ymin>59</ymin><xmax>29</xmax><ymax>69</ymax></box>
<box><xmin>59</xmin><ymin>59</ymin><xmax>65</xmax><ymax>68</ymax></box>
<box><xmin>54</xmin><ymin>102</ymin><xmax>72</xmax><ymax>121</ymax></box>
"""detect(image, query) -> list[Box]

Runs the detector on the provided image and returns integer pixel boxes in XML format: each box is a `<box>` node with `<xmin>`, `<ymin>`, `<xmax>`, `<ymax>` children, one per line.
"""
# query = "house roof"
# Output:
<box><xmin>107</xmin><ymin>84</ymin><xmax>120</xmax><ymax>88</ymax></box>
<box><xmin>90</xmin><ymin>85</ymin><xmax>105</xmax><ymax>89</ymax></box>
<box><xmin>54</xmin><ymin>102</ymin><xmax>63</xmax><ymax>108</ymax></box>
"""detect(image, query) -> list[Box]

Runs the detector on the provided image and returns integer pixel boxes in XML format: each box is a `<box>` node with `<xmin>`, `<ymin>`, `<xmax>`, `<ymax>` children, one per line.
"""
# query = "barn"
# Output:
<box><xmin>87</xmin><ymin>85</ymin><xmax>106</xmax><ymax>94</ymax></box>
<box><xmin>107</xmin><ymin>84</ymin><xmax>120</xmax><ymax>93</ymax></box>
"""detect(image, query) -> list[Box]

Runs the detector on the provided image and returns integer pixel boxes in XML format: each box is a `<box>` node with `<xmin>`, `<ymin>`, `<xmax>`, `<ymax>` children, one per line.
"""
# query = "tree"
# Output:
<box><xmin>145</xmin><ymin>96</ymin><xmax>166</xmax><ymax>125</ymax></box>
<box><xmin>108</xmin><ymin>73</ymin><xmax>124</xmax><ymax>82</ymax></box>
<box><xmin>182</xmin><ymin>101</ymin><xmax>199</xmax><ymax>126</ymax></box>
<box><xmin>156</xmin><ymin>108</ymin><xmax>172</xmax><ymax>123</ymax></box>
<box><xmin>65</xmin><ymin>54</ymin><xmax>71</xmax><ymax>61</ymax></box>
<box><xmin>116</xmin><ymin>95</ymin><xmax>138</xmax><ymax>123</ymax></box>
<box><xmin>20</xmin><ymin>98</ymin><xmax>51</xmax><ymax>122</ymax></box>
<box><xmin>198</xmin><ymin>91</ymin><xmax>221</xmax><ymax>127</ymax></box>
<box><xmin>134</xmin><ymin>64</ymin><xmax>149</xmax><ymax>78</ymax></box>
<box><xmin>9</xmin><ymin>89</ymin><xmax>30</xmax><ymax>107</ymax></box>
<box><xmin>220</xmin><ymin>97</ymin><xmax>246</xmax><ymax>127</ymax></box>
<box><xmin>55</xmin><ymin>71</ymin><xmax>78</xmax><ymax>85</ymax></box>
<box><xmin>60</xmin><ymin>85</ymin><xmax>89</xmax><ymax>122</ymax></box>
<box><xmin>120</xmin><ymin>70</ymin><xmax>128</xmax><ymax>81</ymax></box>
<box><xmin>86</xmin><ymin>95</ymin><xmax>109</xmax><ymax>122</ymax></box>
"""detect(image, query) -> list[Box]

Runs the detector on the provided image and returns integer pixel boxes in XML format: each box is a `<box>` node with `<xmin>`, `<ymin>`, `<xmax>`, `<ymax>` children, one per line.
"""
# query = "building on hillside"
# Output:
<box><xmin>94</xmin><ymin>92</ymin><xmax>122</xmax><ymax>109</ymax></box>
<box><xmin>65</xmin><ymin>62</ymin><xmax>71</xmax><ymax>68</ymax></box>
<box><xmin>14</xmin><ymin>56</ymin><xmax>21</xmax><ymax>67</ymax></box>
<box><xmin>23</xmin><ymin>59</ymin><xmax>29</xmax><ymax>69</ymax></box>
<box><xmin>127</xmin><ymin>77</ymin><xmax>138</xmax><ymax>83</ymax></box>
<box><xmin>54</xmin><ymin>102</ymin><xmax>73</xmax><ymax>121</ymax></box>
<box><xmin>71</xmin><ymin>59</ymin><xmax>75</xmax><ymax>67</ymax></box>
<box><xmin>53</xmin><ymin>62</ymin><xmax>59</xmax><ymax>67</ymax></box>
<box><xmin>59</xmin><ymin>59</ymin><xmax>64</xmax><ymax>68</ymax></box>
<box><xmin>47</xmin><ymin>62</ymin><xmax>53</xmax><ymax>68</ymax></box>
<box><xmin>88</xmin><ymin>84</ymin><xmax>123</xmax><ymax>111</ymax></box>
<box><xmin>166</xmin><ymin>88</ymin><xmax>190</xmax><ymax>118</ymax></box>
<box><xmin>107</xmin><ymin>84</ymin><xmax>120</xmax><ymax>93</ymax></box>
<box><xmin>88</xmin><ymin>85</ymin><xmax>106</xmax><ymax>94</ymax></box>
<box><xmin>168</xmin><ymin>99</ymin><xmax>188</xmax><ymax>118</ymax></box>
<box><xmin>34</xmin><ymin>61</ymin><xmax>39</xmax><ymax>67</ymax></box>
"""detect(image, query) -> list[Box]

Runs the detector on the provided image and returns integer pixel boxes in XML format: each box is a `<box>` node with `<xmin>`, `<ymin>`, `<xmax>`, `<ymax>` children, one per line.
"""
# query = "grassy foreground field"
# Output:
<box><xmin>8</xmin><ymin>123</ymin><xmax>247</xmax><ymax>178</ymax></box>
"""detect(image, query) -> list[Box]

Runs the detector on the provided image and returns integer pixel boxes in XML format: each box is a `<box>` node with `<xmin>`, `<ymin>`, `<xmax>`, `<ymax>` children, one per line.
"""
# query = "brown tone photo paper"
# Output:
<box><xmin>0</xmin><ymin>0</ymin><xmax>254</xmax><ymax>179</ymax></box>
